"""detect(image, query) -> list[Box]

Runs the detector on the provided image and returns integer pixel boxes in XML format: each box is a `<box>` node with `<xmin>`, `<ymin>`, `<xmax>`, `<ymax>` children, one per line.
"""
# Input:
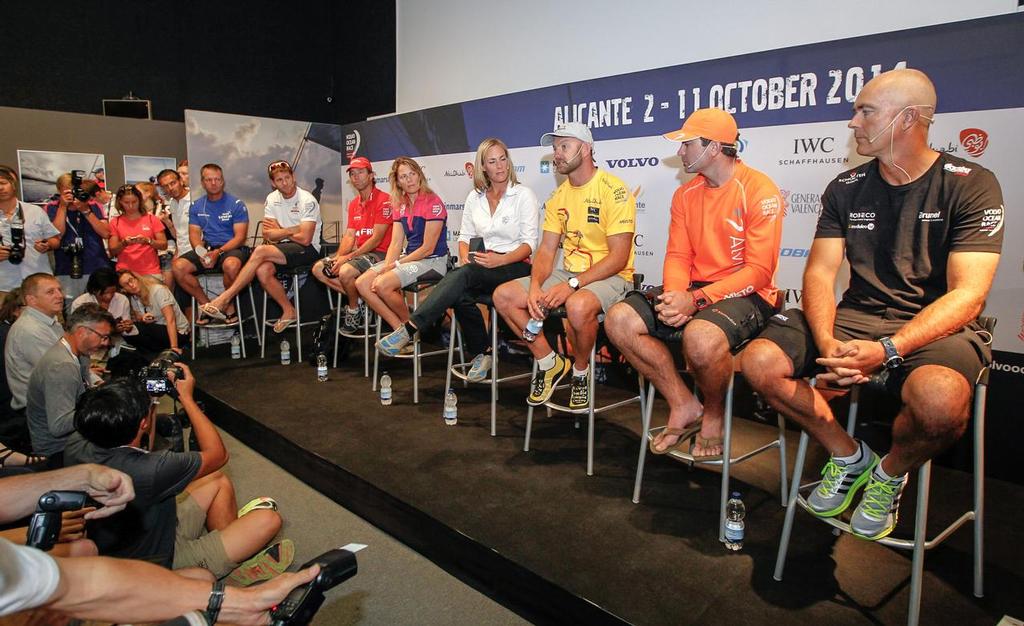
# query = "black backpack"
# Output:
<box><xmin>306</xmin><ymin>311</ymin><xmax>350</xmax><ymax>365</ymax></box>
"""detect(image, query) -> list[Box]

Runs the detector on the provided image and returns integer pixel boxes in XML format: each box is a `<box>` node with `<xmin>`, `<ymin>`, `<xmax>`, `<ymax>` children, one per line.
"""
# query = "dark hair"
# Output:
<box><xmin>66</xmin><ymin>302</ymin><xmax>115</xmax><ymax>331</ymax></box>
<box><xmin>0</xmin><ymin>288</ymin><xmax>24</xmax><ymax>323</ymax></box>
<box><xmin>21</xmin><ymin>273</ymin><xmax>60</xmax><ymax>297</ymax></box>
<box><xmin>699</xmin><ymin>135</ymin><xmax>739</xmax><ymax>158</ymax></box>
<box><xmin>75</xmin><ymin>378</ymin><xmax>151</xmax><ymax>448</ymax></box>
<box><xmin>156</xmin><ymin>168</ymin><xmax>179</xmax><ymax>182</ymax></box>
<box><xmin>85</xmin><ymin>267</ymin><xmax>119</xmax><ymax>296</ymax></box>
<box><xmin>200</xmin><ymin>163</ymin><xmax>223</xmax><ymax>176</ymax></box>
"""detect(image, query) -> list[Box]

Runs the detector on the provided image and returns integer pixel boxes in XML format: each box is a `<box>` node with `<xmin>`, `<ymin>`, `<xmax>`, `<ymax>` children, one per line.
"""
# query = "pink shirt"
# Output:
<box><xmin>110</xmin><ymin>213</ymin><xmax>165</xmax><ymax>275</ymax></box>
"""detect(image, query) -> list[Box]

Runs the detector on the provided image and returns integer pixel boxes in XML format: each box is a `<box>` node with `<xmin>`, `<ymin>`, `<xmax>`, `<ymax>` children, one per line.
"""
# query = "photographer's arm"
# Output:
<box><xmin>45</xmin><ymin>554</ymin><xmax>319</xmax><ymax>625</ymax></box>
<box><xmin>174</xmin><ymin>364</ymin><xmax>229</xmax><ymax>477</ymax></box>
<box><xmin>84</xmin><ymin>205</ymin><xmax>110</xmax><ymax>239</ymax></box>
<box><xmin>0</xmin><ymin>465</ymin><xmax>133</xmax><ymax>523</ymax></box>
<box><xmin>52</xmin><ymin>204</ymin><xmax>69</xmax><ymax>236</ymax></box>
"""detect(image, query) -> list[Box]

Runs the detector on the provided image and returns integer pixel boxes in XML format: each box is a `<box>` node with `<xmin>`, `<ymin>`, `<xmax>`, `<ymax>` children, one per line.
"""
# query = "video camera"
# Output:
<box><xmin>61</xmin><ymin>237</ymin><xmax>86</xmax><ymax>278</ymax></box>
<box><xmin>26</xmin><ymin>490</ymin><xmax>89</xmax><ymax>551</ymax></box>
<box><xmin>139</xmin><ymin>349</ymin><xmax>185</xmax><ymax>398</ymax></box>
<box><xmin>70</xmin><ymin>169</ymin><xmax>93</xmax><ymax>202</ymax></box>
<box><xmin>270</xmin><ymin>546</ymin><xmax>361</xmax><ymax>626</ymax></box>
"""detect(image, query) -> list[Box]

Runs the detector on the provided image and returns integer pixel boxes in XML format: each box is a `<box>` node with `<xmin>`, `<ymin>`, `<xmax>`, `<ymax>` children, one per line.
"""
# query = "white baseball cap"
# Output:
<box><xmin>540</xmin><ymin>122</ymin><xmax>594</xmax><ymax>146</ymax></box>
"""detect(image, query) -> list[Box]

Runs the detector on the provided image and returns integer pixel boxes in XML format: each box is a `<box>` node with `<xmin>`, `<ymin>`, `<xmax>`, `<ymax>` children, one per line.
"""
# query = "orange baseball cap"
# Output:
<box><xmin>663</xmin><ymin>108</ymin><xmax>739</xmax><ymax>145</ymax></box>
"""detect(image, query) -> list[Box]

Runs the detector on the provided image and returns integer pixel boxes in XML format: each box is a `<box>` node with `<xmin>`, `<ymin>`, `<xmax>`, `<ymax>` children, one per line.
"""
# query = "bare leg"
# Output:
<box><xmin>255</xmin><ymin>261</ymin><xmax>296</xmax><ymax>321</ymax></box>
<box><xmin>216</xmin><ymin>509</ymin><xmax>283</xmax><ymax>564</ymax></box>
<box><xmin>208</xmin><ymin>245</ymin><xmax>288</xmax><ymax>313</ymax></box>
<box><xmin>564</xmin><ymin>289</ymin><xmax>602</xmax><ymax>366</ymax></box>
<box><xmin>682</xmin><ymin>320</ymin><xmax>735</xmax><ymax>456</ymax></box>
<box><xmin>172</xmin><ymin>257</ymin><xmax>208</xmax><ymax>305</ymax></box>
<box><xmin>185</xmin><ymin>471</ymin><xmax>238</xmax><ymax>532</ymax></box>
<box><xmin>885</xmin><ymin>365</ymin><xmax>971</xmax><ymax>475</ymax></box>
<box><xmin>358</xmin><ymin>270</ymin><xmax>407</xmax><ymax>330</ymax></box>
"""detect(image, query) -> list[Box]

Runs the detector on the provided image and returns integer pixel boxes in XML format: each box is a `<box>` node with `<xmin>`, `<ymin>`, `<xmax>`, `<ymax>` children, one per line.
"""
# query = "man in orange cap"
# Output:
<box><xmin>606</xmin><ymin>108</ymin><xmax>784</xmax><ymax>460</ymax></box>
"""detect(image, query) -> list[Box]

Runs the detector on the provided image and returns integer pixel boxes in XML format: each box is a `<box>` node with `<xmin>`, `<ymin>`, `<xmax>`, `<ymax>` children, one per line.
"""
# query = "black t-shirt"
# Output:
<box><xmin>63</xmin><ymin>433</ymin><xmax>201</xmax><ymax>567</ymax></box>
<box><xmin>816</xmin><ymin>153</ymin><xmax>1004</xmax><ymax>313</ymax></box>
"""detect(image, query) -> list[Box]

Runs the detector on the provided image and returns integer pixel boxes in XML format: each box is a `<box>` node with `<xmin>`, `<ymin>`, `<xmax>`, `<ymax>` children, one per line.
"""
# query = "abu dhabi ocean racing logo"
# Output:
<box><xmin>959</xmin><ymin>128</ymin><xmax>989</xmax><ymax>157</ymax></box>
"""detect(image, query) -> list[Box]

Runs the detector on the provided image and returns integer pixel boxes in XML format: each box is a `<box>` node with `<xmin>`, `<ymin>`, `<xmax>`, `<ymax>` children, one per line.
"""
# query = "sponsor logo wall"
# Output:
<box><xmin>339</xmin><ymin>16</ymin><xmax>1022</xmax><ymax>357</ymax></box>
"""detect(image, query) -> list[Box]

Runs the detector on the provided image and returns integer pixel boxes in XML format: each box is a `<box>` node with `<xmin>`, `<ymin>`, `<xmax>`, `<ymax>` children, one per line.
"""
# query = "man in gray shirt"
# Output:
<box><xmin>4</xmin><ymin>274</ymin><xmax>65</xmax><ymax>449</ymax></box>
<box><xmin>26</xmin><ymin>303</ymin><xmax>113</xmax><ymax>459</ymax></box>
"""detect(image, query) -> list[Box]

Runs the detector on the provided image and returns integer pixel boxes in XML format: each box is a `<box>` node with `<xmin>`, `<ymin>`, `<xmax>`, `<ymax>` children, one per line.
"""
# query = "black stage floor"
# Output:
<box><xmin>193</xmin><ymin>341</ymin><xmax>1023</xmax><ymax>625</ymax></box>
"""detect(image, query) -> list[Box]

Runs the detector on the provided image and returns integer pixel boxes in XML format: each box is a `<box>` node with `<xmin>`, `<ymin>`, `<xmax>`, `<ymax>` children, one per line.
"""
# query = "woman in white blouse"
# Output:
<box><xmin>375</xmin><ymin>138</ymin><xmax>538</xmax><ymax>381</ymax></box>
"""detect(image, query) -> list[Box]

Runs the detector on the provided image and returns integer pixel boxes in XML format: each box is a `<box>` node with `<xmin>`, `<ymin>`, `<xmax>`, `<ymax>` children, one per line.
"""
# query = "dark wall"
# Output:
<box><xmin>5</xmin><ymin>1</ymin><xmax>395</xmax><ymax>125</ymax></box>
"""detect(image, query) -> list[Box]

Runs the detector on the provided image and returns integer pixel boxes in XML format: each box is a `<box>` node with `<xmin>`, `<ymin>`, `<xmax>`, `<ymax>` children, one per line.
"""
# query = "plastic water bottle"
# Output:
<box><xmin>379</xmin><ymin>372</ymin><xmax>392</xmax><ymax>405</ymax></box>
<box><xmin>443</xmin><ymin>389</ymin><xmax>458</xmax><ymax>426</ymax></box>
<box><xmin>523</xmin><ymin>306</ymin><xmax>547</xmax><ymax>342</ymax></box>
<box><xmin>280</xmin><ymin>339</ymin><xmax>291</xmax><ymax>365</ymax></box>
<box><xmin>725</xmin><ymin>492</ymin><xmax>745</xmax><ymax>551</ymax></box>
<box><xmin>194</xmin><ymin>245</ymin><xmax>212</xmax><ymax>266</ymax></box>
<box><xmin>230</xmin><ymin>333</ymin><xmax>241</xmax><ymax>359</ymax></box>
<box><xmin>316</xmin><ymin>354</ymin><xmax>328</xmax><ymax>381</ymax></box>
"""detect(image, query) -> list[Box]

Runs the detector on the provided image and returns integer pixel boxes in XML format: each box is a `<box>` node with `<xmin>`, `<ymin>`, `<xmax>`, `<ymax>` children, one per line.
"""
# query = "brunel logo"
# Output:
<box><xmin>605</xmin><ymin>157</ymin><xmax>660</xmax><ymax>168</ymax></box>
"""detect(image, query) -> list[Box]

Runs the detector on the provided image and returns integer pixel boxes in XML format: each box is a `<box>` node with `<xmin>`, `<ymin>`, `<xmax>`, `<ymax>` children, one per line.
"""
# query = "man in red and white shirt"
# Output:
<box><xmin>312</xmin><ymin>157</ymin><xmax>392</xmax><ymax>332</ymax></box>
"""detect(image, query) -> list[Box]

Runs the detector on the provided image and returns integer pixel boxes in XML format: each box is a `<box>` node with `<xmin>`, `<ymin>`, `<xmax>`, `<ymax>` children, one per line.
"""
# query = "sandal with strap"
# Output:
<box><xmin>690</xmin><ymin>435</ymin><xmax>724</xmax><ymax>462</ymax></box>
<box><xmin>649</xmin><ymin>418</ymin><xmax>703</xmax><ymax>455</ymax></box>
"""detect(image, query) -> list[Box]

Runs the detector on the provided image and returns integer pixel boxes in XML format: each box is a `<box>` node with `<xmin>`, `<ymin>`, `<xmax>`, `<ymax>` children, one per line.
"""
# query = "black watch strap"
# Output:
<box><xmin>205</xmin><ymin>580</ymin><xmax>225</xmax><ymax>625</ymax></box>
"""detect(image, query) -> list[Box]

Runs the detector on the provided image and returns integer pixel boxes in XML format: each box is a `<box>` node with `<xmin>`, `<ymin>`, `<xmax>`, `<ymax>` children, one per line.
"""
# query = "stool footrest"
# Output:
<box><xmin>540</xmin><ymin>395</ymin><xmax>642</xmax><ymax>416</ymax></box>
<box><xmin>646</xmin><ymin>425</ymin><xmax>782</xmax><ymax>467</ymax></box>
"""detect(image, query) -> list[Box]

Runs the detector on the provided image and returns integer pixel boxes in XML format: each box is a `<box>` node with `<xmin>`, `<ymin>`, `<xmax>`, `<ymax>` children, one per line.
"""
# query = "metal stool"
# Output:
<box><xmin>259</xmin><ymin>265</ymin><xmax>320</xmax><ymax>363</ymax></box>
<box><xmin>773</xmin><ymin>317</ymin><xmax>994</xmax><ymax>626</ymax></box>
<box><xmin>334</xmin><ymin>303</ymin><xmax>376</xmax><ymax>376</ymax></box>
<box><xmin>189</xmin><ymin>277</ymin><xmax>260</xmax><ymax>360</ymax></box>
<box><xmin>631</xmin><ymin>337</ymin><xmax>789</xmax><ymax>543</ymax></box>
<box><xmin>444</xmin><ymin>294</ymin><xmax>531</xmax><ymax>436</ymax></box>
<box><xmin>522</xmin><ymin>307</ymin><xmax>647</xmax><ymax>476</ymax></box>
<box><xmin>371</xmin><ymin>278</ymin><xmax>460</xmax><ymax>404</ymax></box>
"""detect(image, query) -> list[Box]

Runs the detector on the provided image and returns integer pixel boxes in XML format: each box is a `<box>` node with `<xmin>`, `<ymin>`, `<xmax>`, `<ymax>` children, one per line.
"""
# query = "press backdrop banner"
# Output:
<box><xmin>340</xmin><ymin>15</ymin><xmax>1022</xmax><ymax>369</ymax></box>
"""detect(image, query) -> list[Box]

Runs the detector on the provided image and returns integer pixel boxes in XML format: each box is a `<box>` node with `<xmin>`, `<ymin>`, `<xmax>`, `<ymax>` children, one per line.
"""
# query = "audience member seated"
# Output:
<box><xmin>65</xmin><ymin>371</ymin><xmax>293</xmax><ymax>584</ymax></box>
<box><xmin>171</xmin><ymin>163</ymin><xmax>250</xmax><ymax>326</ymax></box>
<box><xmin>0</xmin><ymin>165</ymin><xmax>61</xmax><ymax>299</ymax></box>
<box><xmin>107</xmin><ymin>184</ymin><xmax>168</xmax><ymax>282</ymax></box>
<box><xmin>117</xmin><ymin>269</ymin><xmax>189</xmax><ymax>354</ymax></box>
<box><xmin>312</xmin><ymin>156</ymin><xmax>393</xmax><ymax>333</ymax></box>
<box><xmin>70</xmin><ymin>267</ymin><xmax>136</xmax><ymax>341</ymax></box>
<box><xmin>0</xmin><ymin>289</ymin><xmax>28</xmax><ymax>457</ymax></box>
<box><xmin>5</xmin><ymin>274</ymin><xmax>65</xmax><ymax>452</ymax></box>
<box><xmin>0</xmin><ymin>465</ymin><xmax>319</xmax><ymax>625</ymax></box>
<box><xmin>356</xmin><ymin>157</ymin><xmax>449</xmax><ymax>340</ymax></box>
<box><xmin>136</xmin><ymin>181</ymin><xmax>176</xmax><ymax>290</ymax></box>
<box><xmin>26</xmin><ymin>303</ymin><xmax>113</xmax><ymax>462</ymax></box>
<box><xmin>45</xmin><ymin>173</ymin><xmax>112</xmax><ymax>304</ymax></box>
<box><xmin>377</xmin><ymin>139</ymin><xmax>537</xmax><ymax>381</ymax></box>
<box><xmin>201</xmin><ymin>160</ymin><xmax>323</xmax><ymax>334</ymax></box>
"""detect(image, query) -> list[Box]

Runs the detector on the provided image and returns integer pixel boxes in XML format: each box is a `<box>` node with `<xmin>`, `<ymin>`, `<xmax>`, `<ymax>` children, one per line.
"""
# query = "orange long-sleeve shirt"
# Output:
<box><xmin>663</xmin><ymin>160</ymin><xmax>784</xmax><ymax>306</ymax></box>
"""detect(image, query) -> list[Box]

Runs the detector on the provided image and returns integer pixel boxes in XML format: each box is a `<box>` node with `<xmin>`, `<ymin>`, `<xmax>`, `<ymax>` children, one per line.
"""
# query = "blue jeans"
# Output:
<box><xmin>409</xmin><ymin>261</ymin><xmax>531</xmax><ymax>355</ymax></box>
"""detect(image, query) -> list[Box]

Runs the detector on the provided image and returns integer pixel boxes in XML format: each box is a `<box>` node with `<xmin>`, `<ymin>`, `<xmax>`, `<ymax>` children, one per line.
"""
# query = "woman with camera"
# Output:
<box><xmin>0</xmin><ymin>166</ymin><xmax>61</xmax><ymax>298</ymax></box>
<box><xmin>135</xmin><ymin>181</ymin><xmax>176</xmax><ymax>291</ymax></box>
<box><xmin>374</xmin><ymin>140</ymin><xmax>537</xmax><ymax>381</ymax></box>
<box><xmin>116</xmin><ymin>269</ymin><xmax>188</xmax><ymax>354</ymax></box>
<box><xmin>107</xmin><ymin>185</ymin><xmax>167</xmax><ymax>283</ymax></box>
<box><xmin>45</xmin><ymin>173</ymin><xmax>112</xmax><ymax>304</ymax></box>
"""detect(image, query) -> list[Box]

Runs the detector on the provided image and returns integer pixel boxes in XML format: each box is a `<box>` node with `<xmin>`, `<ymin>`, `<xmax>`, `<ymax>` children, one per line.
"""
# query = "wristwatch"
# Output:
<box><xmin>879</xmin><ymin>336</ymin><xmax>903</xmax><ymax>369</ymax></box>
<box><xmin>691</xmin><ymin>288</ymin><xmax>710</xmax><ymax>311</ymax></box>
<box><xmin>567</xmin><ymin>277</ymin><xmax>581</xmax><ymax>290</ymax></box>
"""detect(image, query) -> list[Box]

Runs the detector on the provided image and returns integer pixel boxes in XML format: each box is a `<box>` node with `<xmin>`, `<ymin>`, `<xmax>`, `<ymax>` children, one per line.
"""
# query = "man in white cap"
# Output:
<box><xmin>606</xmin><ymin>108</ymin><xmax>784</xmax><ymax>460</ymax></box>
<box><xmin>493</xmin><ymin>122</ymin><xmax>636</xmax><ymax>409</ymax></box>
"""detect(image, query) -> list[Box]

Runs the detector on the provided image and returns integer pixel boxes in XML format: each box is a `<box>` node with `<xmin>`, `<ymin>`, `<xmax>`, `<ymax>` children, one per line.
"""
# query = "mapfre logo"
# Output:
<box><xmin>959</xmin><ymin>128</ymin><xmax>989</xmax><ymax>157</ymax></box>
<box><xmin>605</xmin><ymin>157</ymin><xmax>659</xmax><ymax>168</ymax></box>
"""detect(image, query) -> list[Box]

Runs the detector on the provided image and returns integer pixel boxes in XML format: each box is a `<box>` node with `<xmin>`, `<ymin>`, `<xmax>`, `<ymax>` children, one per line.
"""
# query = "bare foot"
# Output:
<box><xmin>691</xmin><ymin>415</ymin><xmax>724</xmax><ymax>457</ymax></box>
<box><xmin>652</xmin><ymin>401</ymin><xmax>704</xmax><ymax>453</ymax></box>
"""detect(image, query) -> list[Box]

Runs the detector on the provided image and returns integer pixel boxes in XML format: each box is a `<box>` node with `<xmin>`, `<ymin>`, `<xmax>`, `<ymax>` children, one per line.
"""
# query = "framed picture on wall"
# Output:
<box><xmin>16</xmin><ymin>149</ymin><xmax>106</xmax><ymax>204</ymax></box>
<box><xmin>124</xmin><ymin>155</ymin><xmax>178</xmax><ymax>185</ymax></box>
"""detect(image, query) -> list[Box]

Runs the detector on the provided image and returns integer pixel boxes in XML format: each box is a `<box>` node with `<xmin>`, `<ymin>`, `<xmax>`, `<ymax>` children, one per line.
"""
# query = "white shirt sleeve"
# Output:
<box><xmin>515</xmin><ymin>186</ymin><xmax>540</xmax><ymax>253</ymax></box>
<box><xmin>0</xmin><ymin>539</ymin><xmax>61</xmax><ymax>616</ymax></box>
<box><xmin>300</xmin><ymin>193</ymin><xmax>321</xmax><ymax>223</ymax></box>
<box><xmin>457</xmin><ymin>190</ymin><xmax>480</xmax><ymax>244</ymax></box>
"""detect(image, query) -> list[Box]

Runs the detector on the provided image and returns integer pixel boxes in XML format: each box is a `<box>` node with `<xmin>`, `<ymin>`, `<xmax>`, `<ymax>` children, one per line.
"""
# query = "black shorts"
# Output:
<box><xmin>179</xmin><ymin>246</ymin><xmax>250</xmax><ymax>273</ymax></box>
<box><xmin>345</xmin><ymin>251</ymin><xmax>385</xmax><ymax>274</ymax></box>
<box><xmin>621</xmin><ymin>288</ymin><xmax>776</xmax><ymax>350</ymax></box>
<box><xmin>757</xmin><ymin>305</ymin><xmax>992</xmax><ymax>392</ymax></box>
<box><xmin>274</xmin><ymin>242</ymin><xmax>321</xmax><ymax>269</ymax></box>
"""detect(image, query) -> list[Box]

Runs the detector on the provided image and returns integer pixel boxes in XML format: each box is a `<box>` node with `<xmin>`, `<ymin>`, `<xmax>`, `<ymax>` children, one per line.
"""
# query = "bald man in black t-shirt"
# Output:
<box><xmin>741</xmin><ymin>69</ymin><xmax>1004</xmax><ymax>541</ymax></box>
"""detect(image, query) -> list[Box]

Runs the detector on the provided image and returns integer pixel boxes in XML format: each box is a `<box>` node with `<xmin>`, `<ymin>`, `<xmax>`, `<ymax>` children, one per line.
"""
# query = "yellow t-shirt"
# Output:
<box><xmin>541</xmin><ymin>170</ymin><xmax>636</xmax><ymax>281</ymax></box>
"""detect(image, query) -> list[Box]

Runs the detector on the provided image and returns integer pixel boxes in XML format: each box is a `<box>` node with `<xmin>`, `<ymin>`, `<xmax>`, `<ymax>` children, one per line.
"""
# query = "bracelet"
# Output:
<box><xmin>204</xmin><ymin>580</ymin><xmax>225</xmax><ymax>625</ymax></box>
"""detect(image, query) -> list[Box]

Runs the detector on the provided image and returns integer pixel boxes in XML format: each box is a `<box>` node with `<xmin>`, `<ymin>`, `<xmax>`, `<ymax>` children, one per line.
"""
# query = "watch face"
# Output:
<box><xmin>568</xmin><ymin>277</ymin><xmax>579</xmax><ymax>289</ymax></box>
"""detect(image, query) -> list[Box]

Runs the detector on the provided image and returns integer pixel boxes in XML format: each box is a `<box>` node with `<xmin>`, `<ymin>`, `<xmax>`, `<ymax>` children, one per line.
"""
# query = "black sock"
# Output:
<box><xmin>404</xmin><ymin>322</ymin><xmax>417</xmax><ymax>336</ymax></box>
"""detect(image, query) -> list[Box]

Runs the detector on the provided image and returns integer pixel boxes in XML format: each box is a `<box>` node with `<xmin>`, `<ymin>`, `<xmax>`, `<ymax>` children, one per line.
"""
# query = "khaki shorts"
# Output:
<box><xmin>172</xmin><ymin>492</ymin><xmax>236</xmax><ymax>576</ymax></box>
<box><xmin>514</xmin><ymin>268</ymin><xmax>631</xmax><ymax>313</ymax></box>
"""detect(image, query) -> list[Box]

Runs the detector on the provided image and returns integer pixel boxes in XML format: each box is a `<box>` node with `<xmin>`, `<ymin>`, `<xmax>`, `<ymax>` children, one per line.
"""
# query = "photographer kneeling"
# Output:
<box><xmin>63</xmin><ymin>364</ymin><xmax>294</xmax><ymax>584</ymax></box>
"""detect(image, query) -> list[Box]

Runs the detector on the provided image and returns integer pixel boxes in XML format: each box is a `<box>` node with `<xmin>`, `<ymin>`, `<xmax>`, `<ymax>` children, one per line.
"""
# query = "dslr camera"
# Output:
<box><xmin>3</xmin><ymin>217</ymin><xmax>25</xmax><ymax>265</ymax></box>
<box><xmin>70</xmin><ymin>169</ymin><xmax>93</xmax><ymax>202</ymax></box>
<box><xmin>26</xmin><ymin>491</ymin><xmax>89</xmax><ymax>551</ymax></box>
<box><xmin>62</xmin><ymin>237</ymin><xmax>86</xmax><ymax>279</ymax></box>
<box><xmin>139</xmin><ymin>349</ymin><xmax>185</xmax><ymax>398</ymax></box>
<box><xmin>321</xmin><ymin>256</ymin><xmax>339</xmax><ymax>279</ymax></box>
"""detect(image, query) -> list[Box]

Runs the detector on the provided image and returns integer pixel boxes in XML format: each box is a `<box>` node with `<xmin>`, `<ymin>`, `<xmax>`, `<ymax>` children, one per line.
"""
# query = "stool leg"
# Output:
<box><xmin>587</xmin><ymin>346</ymin><xmax>596</xmax><ymax>476</ymax></box>
<box><xmin>846</xmin><ymin>386</ymin><xmax>860</xmax><ymax>435</ymax></box>
<box><xmin>777</xmin><ymin>413</ymin><xmax>789</xmax><ymax>507</ymax></box>
<box><xmin>372</xmin><ymin>316</ymin><xmax>381</xmax><ymax>391</ymax></box>
<box><xmin>247</xmin><ymin>286</ymin><xmax>261</xmax><ymax>348</ymax></box>
<box><xmin>190</xmin><ymin>295</ymin><xmax>197</xmax><ymax>360</ymax></box>
<box><xmin>363</xmin><ymin>310</ymin><xmax>371</xmax><ymax>377</ymax></box>
<box><xmin>490</xmin><ymin>308</ymin><xmax>498</xmax><ymax>436</ymax></box>
<box><xmin>908</xmin><ymin>462</ymin><xmax>931</xmax><ymax>626</ymax></box>
<box><xmin>333</xmin><ymin>299</ymin><xmax>342</xmax><ymax>369</ymax></box>
<box><xmin>973</xmin><ymin>382</ymin><xmax>986</xmax><ymax>598</ymax></box>
<box><xmin>293</xmin><ymin>275</ymin><xmax>303</xmax><ymax>364</ymax></box>
<box><xmin>632</xmin><ymin>380</ymin><xmax>656</xmax><ymax>504</ymax></box>
<box><xmin>719</xmin><ymin>372</ymin><xmax>735</xmax><ymax>543</ymax></box>
<box><xmin>774</xmin><ymin>431</ymin><xmax>810</xmax><ymax>581</ymax></box>
<box><xmin>413</xmin><ymin>292</ymin><xmax>420</xmax><ymax>404</ymax></box>
<box><xmin>235</xmin><ymin>294</ymin><xmax>246</xmax><ymax>359</ymax></box>
<box><xmin>524</xmin><ymin>360</ymin><xmax>538</xmax><ymax>451</ymax></box>
<box><xmin>260</xmin><ymin>292</ymin><xmax>268</xmax><ymax>358</ymax></box>
<box><xmin>457</xmin><ymin>322</ymin><xmax>468</xmax><ymax>388</ymax></box>
<box><xmin>444</xmin><ymin>310</ymin><xmax>457</xmax><ymax>393</ymax></box>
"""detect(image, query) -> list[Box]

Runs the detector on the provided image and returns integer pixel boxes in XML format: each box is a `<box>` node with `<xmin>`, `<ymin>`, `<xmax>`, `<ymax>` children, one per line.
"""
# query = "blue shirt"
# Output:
<box><xmin>45</xmin><ymin>200</ymin><xmax>112</xmax><ymax>275</ymax></box>
<box><xmin>188</xmin><ymin>193</ymin><xmax>249</xmax><ymax>248</ymax></box>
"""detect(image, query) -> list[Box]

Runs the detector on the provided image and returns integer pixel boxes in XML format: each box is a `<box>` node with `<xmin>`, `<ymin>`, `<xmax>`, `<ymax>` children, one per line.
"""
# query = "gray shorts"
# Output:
<box><xmin>369</xmin><ymin>256</ymin><xmax>448</xmax><ymax>288</ymax></box>
<box><xmin>346</xmin><ymin>251</ymin><xmax>386</xmax><ymax>274</ymax></box>
<box><xmin>514</xmin><ymin>268</ymin><xmax>631</xmax><ymax>313</ymax></box>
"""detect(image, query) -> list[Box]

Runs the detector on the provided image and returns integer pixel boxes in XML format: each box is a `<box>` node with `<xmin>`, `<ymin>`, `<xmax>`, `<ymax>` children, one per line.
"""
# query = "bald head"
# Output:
<box><xmin>860</xmin><ymin>68</ymin><xmax>936</xmax><ymax>119</ymax></box>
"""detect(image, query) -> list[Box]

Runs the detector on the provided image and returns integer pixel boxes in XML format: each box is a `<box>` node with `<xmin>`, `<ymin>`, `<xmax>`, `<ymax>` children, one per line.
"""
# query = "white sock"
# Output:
<box><xmin>874</xmin><ymin>457</ymin><xmax>905</xmax><ymax>482</ymax></box>
<box><xmin>836</xmin><ymin>441</ymin><xmax>864</xmax><ymax>466</ymax></box>
<box><xmin>346</xmin><ymin>306</ymin><xmax>359</xmax><ymax>313</ymax></box>
<box><xmin>537</xmin><ymin>352</ymin><xmax>557</xmax><ymax>370</ymax></box>
<box><xmin>573</xmin><ymin>365</ymin><xmax>589</xmax><ymax>377</ymax></box>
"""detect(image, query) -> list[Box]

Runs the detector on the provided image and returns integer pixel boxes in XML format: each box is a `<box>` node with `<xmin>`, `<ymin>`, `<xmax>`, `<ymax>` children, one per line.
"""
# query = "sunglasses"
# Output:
<box><xmin>117</xmin><ymin>184</ymin><xmax>137</xmax><ymax>193</ymax></box>
<box><xmin>268</xmin><ymin>160</ymin><xmax>291</xmax><ymax>173</ymax></box>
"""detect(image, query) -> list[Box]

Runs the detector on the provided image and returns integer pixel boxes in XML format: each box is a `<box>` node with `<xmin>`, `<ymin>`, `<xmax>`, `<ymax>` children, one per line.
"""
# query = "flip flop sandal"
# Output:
<box><xmin>649</xmin><ymin>418</ymin><xmax>704</xmax><ymax>455</ymax></box>
<box><xmin>273</xmin><ymin>317</ymin><xmax>296</xmax><ymax>334</ymax></box>
<box><xmin>199</xmin><ymin>303</ymin><xmax>227</xmax><ymax>321</ymax></box>
<box><xmin>690</xmin><ymin>435</ymin><xmax>725</xmax><ymax>462</ymax></box>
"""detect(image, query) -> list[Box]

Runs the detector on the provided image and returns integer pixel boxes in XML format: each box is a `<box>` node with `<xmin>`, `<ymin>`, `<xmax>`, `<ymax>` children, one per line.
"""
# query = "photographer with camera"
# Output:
<box><xmin>64</xmin><ymin>366</ymin><xmax>293</xmax><ymax>585</ymax></box>
<box><xmin>24</xmin><ymin>303</ymin><xmax>113</xmax><ymax>462</ymax></box>
<box><xmin>45</xmin><ymin>171</ymin><xmax>113</xmax><ymax>305</ymax></box>
<box><xmin>0</xmin><ymin>165</ymin><xmax>61</xmax><ymax>299</ymax></box>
